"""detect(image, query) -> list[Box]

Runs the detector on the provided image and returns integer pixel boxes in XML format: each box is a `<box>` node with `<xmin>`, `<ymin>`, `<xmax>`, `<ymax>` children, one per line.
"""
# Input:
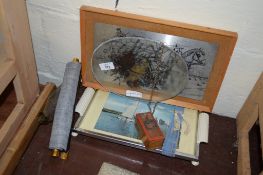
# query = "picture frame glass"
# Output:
<box><xmin>92</xmin><ymin>22</ymin><xmax>219</xmax><ymax>101</ymax></box>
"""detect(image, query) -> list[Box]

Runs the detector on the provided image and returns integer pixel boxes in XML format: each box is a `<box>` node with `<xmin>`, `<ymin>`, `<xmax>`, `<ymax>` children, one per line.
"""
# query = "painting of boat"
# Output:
<box><xmin>94</xmin><ymin>93</ymin><xmax>184</xmax><ymax>139</ymax></box>
<box><xmin>102</xmin><ymin>108</ymin><xmax>122</xmax><ymax>115</ymax></box>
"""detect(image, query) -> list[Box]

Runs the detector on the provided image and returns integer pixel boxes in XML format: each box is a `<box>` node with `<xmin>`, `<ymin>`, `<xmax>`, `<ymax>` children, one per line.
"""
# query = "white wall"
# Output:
<box><xmin>26</xmin><ymin>0</ymin><xmax>263</xmax><ymax>118</ymax></box>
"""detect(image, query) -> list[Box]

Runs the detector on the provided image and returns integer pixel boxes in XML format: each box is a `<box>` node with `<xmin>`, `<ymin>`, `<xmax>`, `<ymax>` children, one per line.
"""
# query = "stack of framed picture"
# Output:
<box><xmin>75</xmin><ymin>6</ymin><xmax>238</xmax><ymax>164</ymax></box>
<box><xmin>74</xmin><ymin>90</ymin><xmax>199</xmax><ymax>161</ymax></box>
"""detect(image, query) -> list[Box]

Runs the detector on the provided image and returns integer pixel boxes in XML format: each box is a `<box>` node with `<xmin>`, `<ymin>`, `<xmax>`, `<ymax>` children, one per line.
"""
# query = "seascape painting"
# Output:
<box><xmin>94</xmin><ymin>93</ymin><xmax>184</xmax><ymax>139</ymax></box>
<box><xmin>93</xmin><ymin>23</ymin><xmax>219</xmax><ymax>100</ymax></box>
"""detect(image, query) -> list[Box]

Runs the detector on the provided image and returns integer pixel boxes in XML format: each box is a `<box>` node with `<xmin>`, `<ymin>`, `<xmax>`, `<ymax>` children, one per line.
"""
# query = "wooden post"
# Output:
<box><xmin>236</xmin><ymin>73</ymin><xmax>263</xmax><ymax>175</ymax></box>
<box><xmin>0</xmin><ymin>0</ymin><xmax>39</xmax><ymax>156</ymax></box>
<box><xmin>0</xmin><ymin>83</ymin><xmax>56</xmax><ymax>175</ymax></box>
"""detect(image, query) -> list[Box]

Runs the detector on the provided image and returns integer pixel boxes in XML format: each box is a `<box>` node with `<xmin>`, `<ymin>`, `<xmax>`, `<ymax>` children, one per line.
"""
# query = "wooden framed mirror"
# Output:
<box><xmin>80</xmin><ymin>6</ymin><xmax>237</xmax><ymax>112</ymax></box>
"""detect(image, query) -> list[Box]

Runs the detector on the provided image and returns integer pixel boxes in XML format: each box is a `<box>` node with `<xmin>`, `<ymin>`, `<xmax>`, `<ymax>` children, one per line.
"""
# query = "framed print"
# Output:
<box><xmin>74</xmin><ymin>90</ymin><xmax>199</xmax><ymax>157</ymax></box>
<box><xmin>80</xmin><ymin>6</ymin><xmax>237</xmax><ymax>112</ymax></box>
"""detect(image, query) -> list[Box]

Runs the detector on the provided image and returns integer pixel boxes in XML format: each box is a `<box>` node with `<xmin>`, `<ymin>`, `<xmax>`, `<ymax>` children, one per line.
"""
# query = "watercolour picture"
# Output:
<box><xmin>94</xmin><ymin>93</ymin><xmax>184</xmax><ymax>139</ymax></box>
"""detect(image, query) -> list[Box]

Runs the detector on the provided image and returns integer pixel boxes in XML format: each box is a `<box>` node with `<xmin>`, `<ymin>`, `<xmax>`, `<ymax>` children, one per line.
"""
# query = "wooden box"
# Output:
<box><xmin>135</xmin><ymin>112</ymin><xmax>164</xmax><ymax>149</ymax></box>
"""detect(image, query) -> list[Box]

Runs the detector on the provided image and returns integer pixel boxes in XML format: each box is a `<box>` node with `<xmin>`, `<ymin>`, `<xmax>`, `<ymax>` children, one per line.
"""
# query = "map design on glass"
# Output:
<box><xmin>92</xmin><ymin>37</ymin><xmax>188</xmax><ymax>102</ymax></box>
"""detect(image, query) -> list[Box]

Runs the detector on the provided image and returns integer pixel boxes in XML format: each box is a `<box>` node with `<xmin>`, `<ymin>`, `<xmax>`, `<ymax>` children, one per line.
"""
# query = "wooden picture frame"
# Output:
<box><xmin>80</xmin><ymin>6</ymin><xmax>237</xmax><ymax>112</ymax></box>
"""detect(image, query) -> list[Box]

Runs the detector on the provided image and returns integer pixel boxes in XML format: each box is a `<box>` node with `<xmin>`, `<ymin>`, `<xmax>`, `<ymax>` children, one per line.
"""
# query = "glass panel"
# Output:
<box><xmin>92</xmin><ymin>37</ymin><xmax>188</xmax><ymax>102</ymax></box>
<box><xmin>93</xmin><ymin>23</ymin><xmax>219</xmax><ymax>101</ymax></box>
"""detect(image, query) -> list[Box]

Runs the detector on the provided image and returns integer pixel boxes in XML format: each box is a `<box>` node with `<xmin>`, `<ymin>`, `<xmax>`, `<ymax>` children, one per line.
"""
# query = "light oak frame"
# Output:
<box><xmin>80</xmin><ymin>6</ymin><xmax>237</xmax><ymax>112</ymax></box>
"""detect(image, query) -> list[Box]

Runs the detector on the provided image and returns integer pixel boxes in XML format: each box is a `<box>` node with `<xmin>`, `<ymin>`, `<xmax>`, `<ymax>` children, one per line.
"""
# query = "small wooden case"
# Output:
<box><xmin>135</xmin><ymin>112</ymin><xmax>164</xmax><ymax>150</ymax></box>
